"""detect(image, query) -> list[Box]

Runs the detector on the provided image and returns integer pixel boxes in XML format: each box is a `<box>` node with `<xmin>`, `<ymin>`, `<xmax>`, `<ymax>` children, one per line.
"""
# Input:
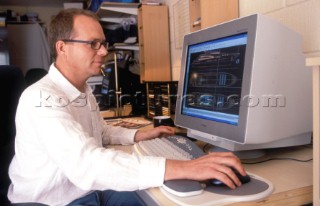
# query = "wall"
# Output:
<box><xmin>164</xmin><ymin>0</ymin><xmax>187</xmax><ymax>81</ymax></box>
<box><xmin>165</xmin><ymin>0</ymin><xmax>320</xmax><ymax>81</ymax></box>
<box><xmin>2</xmin><ymin>1</ymin><xmax>319</xmax><ymax>80</ymax></box>
<box><xmin>240</xmin><ymin>0</ymin><xmax>320</xmax><ymax>58</ymax></box>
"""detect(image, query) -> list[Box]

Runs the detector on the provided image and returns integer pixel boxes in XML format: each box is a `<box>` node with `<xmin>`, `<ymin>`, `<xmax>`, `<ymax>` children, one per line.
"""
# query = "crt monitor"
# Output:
<box><xmin>175</xmin><ymin>14</ymin><xmax>312</xmax><ymax>153</ymax></box>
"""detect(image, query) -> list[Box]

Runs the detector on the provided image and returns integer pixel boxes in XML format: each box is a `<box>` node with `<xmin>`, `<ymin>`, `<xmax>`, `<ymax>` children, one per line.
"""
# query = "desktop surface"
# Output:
<box><xmin>148</xmin><ymin>144</ymin><xmax>312</xmax><ymax>206</ymax></box>
<box><xmin>109</xmin><ymin>141</ymin><xmax>312</xmax><ymax>205</ymax></box>
<box><xmin>104</xmin><ymin>115</ymin><xmax>313</xmax><ymax>205</ymax></box>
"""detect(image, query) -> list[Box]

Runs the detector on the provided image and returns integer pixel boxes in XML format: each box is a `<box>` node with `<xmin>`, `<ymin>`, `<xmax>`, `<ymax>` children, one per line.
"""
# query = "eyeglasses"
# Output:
<box><xmin>62</xmin><ymin>39</ymin><xmax>108</xmax><ymax>50</ymax></box>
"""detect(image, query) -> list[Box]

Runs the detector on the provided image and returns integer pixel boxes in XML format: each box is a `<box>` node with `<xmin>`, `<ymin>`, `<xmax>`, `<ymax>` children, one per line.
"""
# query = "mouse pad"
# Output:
<box><xmin>205</xmin><ymin>178</ymin><xmax>270</xmax><ymax>196</ymax></box>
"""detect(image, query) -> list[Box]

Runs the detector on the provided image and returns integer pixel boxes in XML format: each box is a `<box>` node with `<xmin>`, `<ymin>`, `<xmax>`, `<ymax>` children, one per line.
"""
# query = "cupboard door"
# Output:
<box><xmin>189</xmin><ymin>0</ymin><xmax>239</xmax><ymax>31</ymax></box>
<box><xmin>138</xmin><ymin>5</ymin><xmax>171</xmax><ymax>82</ymax></box>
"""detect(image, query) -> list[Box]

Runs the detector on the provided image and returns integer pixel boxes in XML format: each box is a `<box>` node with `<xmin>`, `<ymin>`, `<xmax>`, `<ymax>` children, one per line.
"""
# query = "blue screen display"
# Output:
<box><xmin>181</xmin><ymin>33</ymin><xmax>247</xmax><ymax>126</ymax></box>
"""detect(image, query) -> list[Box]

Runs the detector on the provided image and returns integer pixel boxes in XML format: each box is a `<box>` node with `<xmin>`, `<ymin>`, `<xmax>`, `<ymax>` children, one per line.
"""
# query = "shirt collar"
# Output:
<box><xmin>48</xmin><ymin>64</ymin><xmax>91</xmax><ymax>102</ymax></box>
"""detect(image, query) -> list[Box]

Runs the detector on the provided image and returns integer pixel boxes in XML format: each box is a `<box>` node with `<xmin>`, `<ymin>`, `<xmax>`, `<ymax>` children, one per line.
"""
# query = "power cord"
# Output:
<box><xmin>201</xmin><ymin>143</ymin><xmax>313</xmax><ymax>164</ymax></box>
<box><xmin>242</xmin><ymin>157</ymin><xmax>313</xmax><ymax>165</ymax></box>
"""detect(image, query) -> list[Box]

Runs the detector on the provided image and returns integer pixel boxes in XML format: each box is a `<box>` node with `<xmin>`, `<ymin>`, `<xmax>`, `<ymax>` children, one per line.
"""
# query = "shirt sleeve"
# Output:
<box><xmin>99</xmin><ymin>116</ymin><xmax>138</xmax><ymax>146</ymax></box>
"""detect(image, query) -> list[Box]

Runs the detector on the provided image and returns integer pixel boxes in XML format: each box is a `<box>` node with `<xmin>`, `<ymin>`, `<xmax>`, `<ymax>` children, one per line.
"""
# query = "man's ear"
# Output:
<box><xmin>56</xmin><ymin>40</ymin><xmax>66</xmax><ymax>56</ymax></box>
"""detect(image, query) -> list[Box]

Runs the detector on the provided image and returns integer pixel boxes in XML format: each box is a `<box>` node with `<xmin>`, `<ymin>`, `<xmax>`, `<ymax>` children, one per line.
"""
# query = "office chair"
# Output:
<box><xmin>0</xmin><ymin>65</ymin><xmax>26</xmax><ymax>206</ymax></box>
<box><xmin>24</xmin><ymin>68</ymin><xmax>47</xmax><ymax>87</ymax></box>
<box><xmin>0</xmin><ymin>66</ymin><xmax>48</xmax><ymax>206</ymax></box>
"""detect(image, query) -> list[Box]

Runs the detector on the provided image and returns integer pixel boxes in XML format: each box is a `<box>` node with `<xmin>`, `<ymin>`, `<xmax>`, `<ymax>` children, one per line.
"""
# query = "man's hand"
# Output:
<box><xmin>134</xmin><ymin>126</ymin><xmax>175</xmax><ymax>142</ymax></box>
<box><xmin>164</xmin><ymin>152</ymin><xmax>246</xmax><ymax>189</ymax></box>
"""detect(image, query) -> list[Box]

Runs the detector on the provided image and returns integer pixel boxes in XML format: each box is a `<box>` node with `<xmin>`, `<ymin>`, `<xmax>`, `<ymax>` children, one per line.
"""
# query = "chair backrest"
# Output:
<box><xmin>0</xmin><ymin>65</ymin><xmax>26</xmax><ymax>205</ymax></box>
<box><xmin>25</xmin><ymin>68</ymin><xmax>47</xmax><ymax>87</ymax></box>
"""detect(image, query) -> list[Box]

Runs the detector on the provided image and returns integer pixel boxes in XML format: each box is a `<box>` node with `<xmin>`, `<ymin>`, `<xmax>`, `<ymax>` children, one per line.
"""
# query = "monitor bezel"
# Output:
<box><xmin>175</xmin><ymin>14</ymin><xmax>258</xmax><ymax>144</ymax></box>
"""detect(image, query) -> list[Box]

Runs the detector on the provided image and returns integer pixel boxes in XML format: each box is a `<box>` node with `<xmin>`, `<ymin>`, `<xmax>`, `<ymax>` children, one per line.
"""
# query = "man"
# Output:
<box><xmin>8</xmin><ymin>9</ymin><xmax>246</xmax><ymax>206</ymax></box>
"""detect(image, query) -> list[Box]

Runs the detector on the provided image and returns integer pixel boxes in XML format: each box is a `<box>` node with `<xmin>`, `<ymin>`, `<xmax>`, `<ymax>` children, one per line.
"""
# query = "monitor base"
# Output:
<box><xmin>209</xmin><ymin>146</ymin><xmax>266</xmax><ymax>160</ymax></box>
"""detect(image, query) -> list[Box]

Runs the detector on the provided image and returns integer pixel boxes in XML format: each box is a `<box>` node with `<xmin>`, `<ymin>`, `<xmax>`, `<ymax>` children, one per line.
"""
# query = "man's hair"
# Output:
<box><xmin>48</xmin><ymin>8</ymin><xmax>100</xmax><ymax>61</ymax></box>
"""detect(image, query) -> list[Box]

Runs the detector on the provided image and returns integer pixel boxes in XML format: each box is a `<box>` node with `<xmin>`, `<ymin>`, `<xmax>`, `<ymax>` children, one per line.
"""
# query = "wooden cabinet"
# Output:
<box><xmin>138</xmin><ymin>5</ymin><xmax>171</xmax><ymax>82</ymax></box>
<box><xmin>97</xmin><ymin>3</ymin><xmax>171</xmax><ymax>83</ymax></box>
<box><xmin>189</xmin><ymin>0</ymin><xmax>239</xmax><ymax>32</ymax></box>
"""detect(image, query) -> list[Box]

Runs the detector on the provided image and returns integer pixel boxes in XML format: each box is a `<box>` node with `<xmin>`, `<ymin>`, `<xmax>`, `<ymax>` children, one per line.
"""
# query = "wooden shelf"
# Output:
<box><xmin>109</xmin><ymin>43</ymin><xmax>139</xmax><ymax>51</ymax></box>
<box><xmin>146</xmin><ymin>82</ymin><xmax>178</xmax><ymax>118</ymax></box>
<box><xmin>98</xmin><ymin>3</ymin><xmax>171</xmax><ymax>83</ymax></box>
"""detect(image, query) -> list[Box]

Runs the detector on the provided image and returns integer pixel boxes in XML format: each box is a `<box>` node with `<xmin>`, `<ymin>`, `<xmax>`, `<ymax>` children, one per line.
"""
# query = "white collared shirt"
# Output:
<box><xmin>8</xmin><ymin>64</ymin><xmax>166</xmax><ymax>205</ymax></box>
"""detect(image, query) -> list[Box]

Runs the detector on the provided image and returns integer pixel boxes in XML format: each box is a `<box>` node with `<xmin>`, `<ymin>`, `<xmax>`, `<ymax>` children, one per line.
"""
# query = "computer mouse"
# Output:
<box><xmin>210</xmin><ymin>167</ymin><xmax>251</xmax><ymax>186</ymax></box>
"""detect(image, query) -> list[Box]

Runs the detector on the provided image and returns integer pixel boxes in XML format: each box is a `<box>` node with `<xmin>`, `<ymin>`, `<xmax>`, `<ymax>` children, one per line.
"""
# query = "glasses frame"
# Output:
<box><xmin>62</xmin><ymin>39</ymin><xmax>108</xmax><ymax>50</ymax></box>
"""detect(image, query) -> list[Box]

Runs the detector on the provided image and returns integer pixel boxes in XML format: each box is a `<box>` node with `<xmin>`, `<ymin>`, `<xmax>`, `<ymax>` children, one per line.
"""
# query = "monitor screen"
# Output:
<box><xmin>101</xmin><ymin>67</ymin><xmax>112</xmax><ymax>95</ymax></box>
<box><xmin>181</xmin><ymin>33</ymin><xmax>247</xmax><ymax>126</ymax></box>
<box><xmin>175</xmin><ymin>14</ymin><xmax>312</xmax><ymax>152</ymax></box>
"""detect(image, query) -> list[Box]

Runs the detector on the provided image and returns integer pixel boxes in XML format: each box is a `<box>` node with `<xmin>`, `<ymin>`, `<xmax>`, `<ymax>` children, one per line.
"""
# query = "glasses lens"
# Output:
<box><xmin>91</xmin><ymin>41</ymin><xmax>100</xmax><ymax>50</ymax></box>
<box><xmin>91</xmin><ymin>40</ymin><xmax>108</xmax><ymax>50</ymax></box>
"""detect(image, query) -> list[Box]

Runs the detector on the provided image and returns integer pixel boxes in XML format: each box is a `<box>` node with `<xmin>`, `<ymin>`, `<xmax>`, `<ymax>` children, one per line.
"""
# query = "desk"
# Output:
<box><xmin>106</xmin><ymin>117</ymin><xmax>313</xmax><ymax>206</ymax></box>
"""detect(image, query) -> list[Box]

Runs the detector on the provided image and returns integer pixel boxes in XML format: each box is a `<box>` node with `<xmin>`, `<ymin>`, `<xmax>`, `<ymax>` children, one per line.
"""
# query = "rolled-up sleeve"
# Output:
<box><xmin>100</xmin><ymin>121</ymin><xmax>137</xmax><ymax>146</ymax></box>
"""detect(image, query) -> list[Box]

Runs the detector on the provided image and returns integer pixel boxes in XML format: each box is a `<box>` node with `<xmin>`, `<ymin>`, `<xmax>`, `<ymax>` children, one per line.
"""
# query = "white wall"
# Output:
<box><xmin>240</xmin><ymin>0</ymin><xmax>320</xmax><ymax>58</ymax></box>
<box><xmin>164</xmin><ymin>0</ymin><xmax>186</xmax><ymax>81</ymax></box>
<box><xmin>165</xmin><ymin>0</ymin><xmax>320</xmax><ymax>81</ymax></box>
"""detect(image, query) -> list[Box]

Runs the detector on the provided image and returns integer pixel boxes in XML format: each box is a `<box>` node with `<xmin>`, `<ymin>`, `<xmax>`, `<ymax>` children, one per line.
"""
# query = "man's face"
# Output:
<box><xmin>63</xmin><ymin>15</ymin><xmax>108</xmax><ymax>80</ymax></box>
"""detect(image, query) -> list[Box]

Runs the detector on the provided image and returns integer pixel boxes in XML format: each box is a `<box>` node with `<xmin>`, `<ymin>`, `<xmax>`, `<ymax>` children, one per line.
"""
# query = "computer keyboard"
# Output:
<box><xmin>133</xmin><ymin>135</ymin><xmax>275</xmax><ymax>206</ymax></box>
<box><xmin>134</xmin><ymin>135</ymin><xmax>205</xmax><ymax>197</ymax></box>
<box><xmin>134</xmin><ymin>135</ymin><xmax>204</xmax><ymax>160</ymax></box>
